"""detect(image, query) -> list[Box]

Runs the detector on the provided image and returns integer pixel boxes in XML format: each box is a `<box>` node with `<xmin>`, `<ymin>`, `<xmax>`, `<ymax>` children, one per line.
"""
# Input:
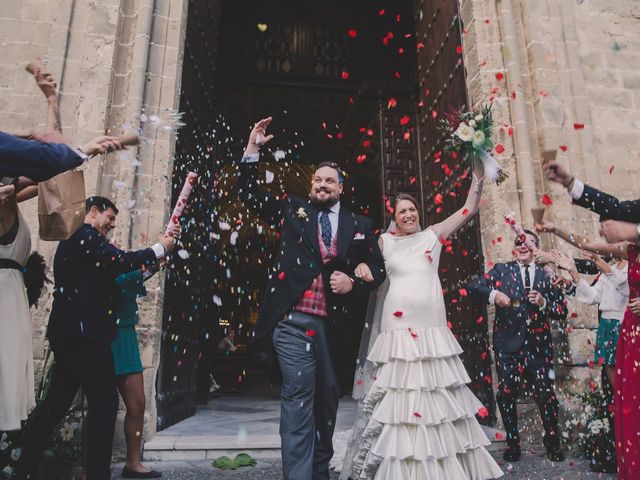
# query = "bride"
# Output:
<box><xmin>340</xmin><ymin>162</ymin><xmax>503</xmax><ymax>479</ymax></box>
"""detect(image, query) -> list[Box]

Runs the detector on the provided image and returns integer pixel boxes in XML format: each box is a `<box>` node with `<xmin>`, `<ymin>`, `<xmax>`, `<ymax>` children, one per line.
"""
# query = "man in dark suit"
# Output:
<box><xmin>544</xmin><ymin>160</ymin><xmax>640</xmax><ymax>242</ymax></box>
<box><xmin>16</xmin><ymin>196</ymin><xmax>178</xmax><ymax>480</ymax></box>
<box><xmin>238</xmin><ymin>117</ymin><xmax>385</xmax><ymax>480</ymax></box>
<box><xmin>0</xmin><ymin>130</ymin><xmax>122</xmax><ymax>186</ymax></box>
<box><xmin>468</xmin><ymin>230</ymin><xmax>567</xmax><ymax>463</ymax></box>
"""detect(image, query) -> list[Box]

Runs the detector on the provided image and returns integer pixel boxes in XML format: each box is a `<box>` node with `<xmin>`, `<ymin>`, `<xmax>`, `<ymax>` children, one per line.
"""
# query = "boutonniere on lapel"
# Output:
<box><xmin>296</xmin><ymin>207</ymin><xmax>309</xmax><ymax>221</ymax></box>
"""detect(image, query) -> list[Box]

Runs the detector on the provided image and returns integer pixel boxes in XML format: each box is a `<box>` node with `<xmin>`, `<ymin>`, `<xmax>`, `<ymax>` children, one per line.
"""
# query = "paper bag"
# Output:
<box><xmin>38</xmin><ymin>170</ymin><xmax>86</xmax><ymax>240</ymax></box>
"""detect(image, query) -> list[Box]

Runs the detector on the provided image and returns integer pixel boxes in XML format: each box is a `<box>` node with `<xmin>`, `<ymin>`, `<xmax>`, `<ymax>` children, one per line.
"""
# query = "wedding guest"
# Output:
<box><xmin>550</xmin><ymin>250</ymin><xmax>627</xmax><ymax>473</ymax></box>
<box><xmin>468</xmin><ymin>230</ymin><xmax>567</xmax><ymax>462</ymax></box>
<box><xmin>218</xmin><ymin>329</ymin><xmax>238</xmax><ymax>353</ymax></box>
<box><xmin>544</xmin><ymin>161</ymin><xmax>640</xmax><ymax>223</ymax></box>
<box><xmin>81</xmin><ymin>268</ymin><xmax>163</xmax><ymax>479</ymax></box>
<box><xmin>16</xmin><ymin>197</ymin><xmax>178</xmax><ymax>480</ymax></box>
<box><xmin>0</xmin><ymin>185</ymin><xmax>35</xmax><ymax>434</ymax></box>
<box><xmin>0</xmin><ymin>130</ymin><xmax>121</xmax><ymax>184</ymax></box>
<box><xmin>545</xmin><ymin>163</ymin><xmax>640</xmax><ymax>479</ymax></box>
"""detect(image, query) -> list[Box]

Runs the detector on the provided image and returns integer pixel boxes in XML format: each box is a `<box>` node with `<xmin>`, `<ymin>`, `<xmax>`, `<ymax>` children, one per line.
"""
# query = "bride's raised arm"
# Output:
<box><xmin>431</xmin><ymin>162</ymin><xmax>485</xmax><ymax>241</ymax></box>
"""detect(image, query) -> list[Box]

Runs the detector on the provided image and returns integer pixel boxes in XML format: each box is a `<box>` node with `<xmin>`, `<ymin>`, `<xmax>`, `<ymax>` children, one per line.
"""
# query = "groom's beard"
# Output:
<box><xmin>310</xmin><ymin>189</ymin><xmax>340</xmax><ymax>209</ymax></box>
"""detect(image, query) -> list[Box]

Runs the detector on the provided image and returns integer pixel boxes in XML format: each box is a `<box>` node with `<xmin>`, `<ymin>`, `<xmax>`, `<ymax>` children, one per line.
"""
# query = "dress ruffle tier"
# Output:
<box><xmin>351</xmin><ymin>326</ymin><xmax>503</xmax><ymax>480</ymax></box>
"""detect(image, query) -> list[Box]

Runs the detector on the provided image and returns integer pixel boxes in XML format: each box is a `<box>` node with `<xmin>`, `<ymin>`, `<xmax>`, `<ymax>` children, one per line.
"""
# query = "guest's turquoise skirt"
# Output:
<box><xmin>594</xmin><ymin>317</ymin><xmax>621</xmax><ymax>366</ymax></box>
<box><xmin>111</xmin><ymin>325</ymin><xmax>143</xmax><ymax>376</ymax></box>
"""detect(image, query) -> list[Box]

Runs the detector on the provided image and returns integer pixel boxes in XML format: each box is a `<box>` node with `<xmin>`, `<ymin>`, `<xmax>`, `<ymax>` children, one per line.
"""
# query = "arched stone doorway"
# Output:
<box><xmin>157</xmin><ymin>0</ymin><xmax>494</xmax><ymax>430</ymax></box>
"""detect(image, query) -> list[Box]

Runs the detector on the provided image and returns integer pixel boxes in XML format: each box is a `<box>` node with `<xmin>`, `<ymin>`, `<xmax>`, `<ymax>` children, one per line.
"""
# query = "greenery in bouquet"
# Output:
<box><xmin>437</xmin><ymin>104</ymin><xmax>509</xmax><ymax>184</ymax></box>
<box><xmin>567</xmin><ymin>387</ymin><xmax>615</xmax><ymax>463</ymax></box>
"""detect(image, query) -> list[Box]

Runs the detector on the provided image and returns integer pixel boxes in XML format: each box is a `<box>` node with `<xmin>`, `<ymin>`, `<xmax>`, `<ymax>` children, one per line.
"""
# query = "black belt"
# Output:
<box><xmin>0</xmin><ymin>258</ymin><xmax>23</xmax><ymax>271</ymax></box>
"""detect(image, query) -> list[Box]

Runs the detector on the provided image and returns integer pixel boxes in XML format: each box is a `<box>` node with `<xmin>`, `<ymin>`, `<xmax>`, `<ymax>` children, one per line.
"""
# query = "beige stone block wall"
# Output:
<box><xmin>0</xmin><ymin>0</ymin><xmax>187</xmax><ymax>454</ymax></box>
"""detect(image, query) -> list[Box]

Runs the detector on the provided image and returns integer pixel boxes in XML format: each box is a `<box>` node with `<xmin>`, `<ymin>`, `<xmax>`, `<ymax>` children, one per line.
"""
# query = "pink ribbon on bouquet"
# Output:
<box><xmin>165</xmin><ymin>172</ymin><xmax>197</xmax><ymax>236</ymax></box>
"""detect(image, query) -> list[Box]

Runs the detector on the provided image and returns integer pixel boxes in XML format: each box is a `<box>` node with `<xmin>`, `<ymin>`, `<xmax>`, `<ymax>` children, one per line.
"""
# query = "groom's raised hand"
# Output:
<box><xmin>245</xmin><ymin>117</ymin><xmax>274</xmax><ymax>155</ymax></box>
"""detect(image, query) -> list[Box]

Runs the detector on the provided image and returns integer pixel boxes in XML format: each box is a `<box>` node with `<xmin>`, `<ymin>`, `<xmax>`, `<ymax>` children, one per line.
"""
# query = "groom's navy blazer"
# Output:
<box><xmin>467</xmin><ymin>261</ymin><xmax>567</xmax><ymax>355</ymax></box>
<box><xmin>47</xmin><ymin>224</ymin><xmax>158</xmax><ymax>348</ymax></box>
<box><xmin>237</xmin><ymin>162</ymin><xmax>386</xmax><ymax>369</ymax></box>
<box><xmin>574</xmin><ymin>183</ymin><xmax>640</xmax><ymax>223</ymax></box>
<box><xmin>0</xmin><ymin>131</ymin><xmax>84</xmax><ymax>182</ymax></box>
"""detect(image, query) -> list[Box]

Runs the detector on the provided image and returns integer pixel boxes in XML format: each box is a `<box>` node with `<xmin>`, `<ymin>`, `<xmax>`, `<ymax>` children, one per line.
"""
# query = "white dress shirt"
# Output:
<box><xmin>576</xmin><ymin>263</ymin><xmax>629</xmax><ymax>321</ymax></box>
<box><xmin>489</xmin><ymin>262</ymin><xmax>546</xmax><ymax>308</ymax></box>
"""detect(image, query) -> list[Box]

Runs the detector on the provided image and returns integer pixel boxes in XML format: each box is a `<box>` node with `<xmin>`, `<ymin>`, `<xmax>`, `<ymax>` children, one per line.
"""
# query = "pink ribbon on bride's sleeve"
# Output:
<box><xmin>504</xmin><ymin>212</ymin><xmax>538</xmax><ymax>252</ymax></box>
<box><xmin>165</xmin><ymin>172</ymin><xmax>197</xmax><ymax>236</ymax></box>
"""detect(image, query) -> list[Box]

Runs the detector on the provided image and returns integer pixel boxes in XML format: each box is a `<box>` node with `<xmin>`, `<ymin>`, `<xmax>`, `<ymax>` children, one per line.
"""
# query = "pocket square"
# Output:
<box><xmin>352</xmin><ymin>232</ymin><xmax>365</xmax><ymax>240</ymax></box>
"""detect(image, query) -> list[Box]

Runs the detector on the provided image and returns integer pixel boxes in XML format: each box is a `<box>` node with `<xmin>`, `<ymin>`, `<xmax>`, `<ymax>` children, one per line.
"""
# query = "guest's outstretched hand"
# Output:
<box><xmin>81</xmin><ymin>135</ymin><xmax>122</xmax><ymax>157</ymax></box>
<box><xmin>535</xmin><ymin>221</ymin><xmax>555</xmax><ymax>233</ymax></box>
<box><xmin>543</xmin><ymin>161</ymin><xmax>574</xmax><ymax>189</ymax></box>
<box><xmin>246</xmin><ymin>117</ymin><xmax>274</xmax><ymax>155</ymax></box>
<box><xmin>629</xmin><ymin>298</ymin><xmax>640</xmax><ymax>316</ymax></box>
<box><xmin>0</xmin><ymin>184</ymin><xmax>16</xmax><ymax>205</ymax></box>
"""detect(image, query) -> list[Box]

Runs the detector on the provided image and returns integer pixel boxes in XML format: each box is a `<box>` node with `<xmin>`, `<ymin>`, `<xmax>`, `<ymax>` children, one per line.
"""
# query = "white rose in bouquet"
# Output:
<box><xmin>455</xmin><ymin>124</ymin><xmax>475</xmax><ymax>142</ymax></box>
<box><xmin>469</xmin><ymin>119</ymin><xmax>476</xmax><ymax>127</ymax></box>
<box><xmin>472</xmin><ymin>130</ymin><xmax>486</xmax><ymax>147</ymax></box>
<box><xmin>475</xmin><ymin>114</ymin><xmax>483</xmax><ymax>121</ymax></box>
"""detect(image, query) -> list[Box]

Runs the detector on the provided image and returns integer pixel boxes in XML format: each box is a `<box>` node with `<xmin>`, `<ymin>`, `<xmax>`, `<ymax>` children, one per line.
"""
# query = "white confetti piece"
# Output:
<box><xmin>265</xmin><ymin>170</ymin><xmax>275</xmax><ymax>184</ymax></box>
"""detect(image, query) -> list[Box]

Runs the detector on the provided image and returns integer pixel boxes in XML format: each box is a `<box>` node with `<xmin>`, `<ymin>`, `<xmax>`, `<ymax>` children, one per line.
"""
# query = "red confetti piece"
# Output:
<box><xmin>410</xmin><ymin>176</ymin><xmax>416</xmax><ymax>185</ymax></box>
<box><xmin>477</xmin><ymin>407</ymin><xmax>489</xmax><ymax>418</ymax></box>
<box><xmin>399</xmin><ymin>115</ymin><xmax>410</xmax><ymax>126</ymax></box>
<box><xmin>394</xmin><ymin>71</ymin><xmax>401</xmax><ymax>79</ymax></box>
<box><xmin>278</xmin><ymin>272</ymin><xmax>286</xmax><ymax>281</ymax></box>
<box><xmin>408</xmin><ymin>328</ymin><xmax>418</xmax><ymax>338</ymax></box>
<box><xmin>378</xmin><ymin>9</ymin><xmax>385</xmax><ymax>15</ymax></box>
<box><xmin>484</xmin><ymin>18</ymin><xmax>491</xmax><ymax>24</ymax></box>
<box><xmin>303</xmin><ymin>290</ymin><xmax>313</xmax><ymax>298</ymax></box>
<box><xmin>461</xmin><ymin>208</ymin><xmax>469</xmax><ymax>216</ymax></box>
<box><xmin>413</xmin><ymin>412</ymin><xmax>422</xmax><ymax>418</ymax></box>
<box><xmin>456</xmin><ymin>45</ymin><xmax>463</xmax><ymax>54</ymax></box>
<box><xmin>347</xmin><ymin>28</ymin><xmax>357</xmax><ymax>38</ymax></box>
<box><xmin>431</xmin><ymin>110</ymin><xmax>438</xmax><ymax>119</ymax></box>
<box><xmin>541</xmin><ymin>194</ymin><xmax>554</xmax><ymax>206</ymax></box>
<box><xmin>495</xmin><ymin>432</ymin><xmax>503</xmax><ymax>440</ymax></box>
<box><xmin>306</xmin><ymin>329</ymin><xmax>317</xmax><ymax>337</ymax></box>
<box><xmin>459</xmin><ymin>288</ymin><xmax>468</xmax><ymax>297</ymax></box>
<box><xmin>362</xmin><ymin>140</ymin><xmax>371</xmax><ymax>148</ymax></box>
<box><xmin>356</xmin><ymin>154</ymin><xmax>367</xmax><ymax>164</ymax></box>
<box><xmin>434</xmin><ymin>193</ymin><xmax>443</xmax><ymax>205</ymax></box>
<box><xmin>462</xmin><ymin>250</ymin><xmax>468</xmax><ymax>256</ymax></box>
<box><xmin>609</xmin><ymin>165</ymin><xmax>615</xmax><ymax>175</ymax></box>
<box><xmin>495</xmin><ymin>72</ymin><xmax>504</xmax><ymax>81</ymax></box>
<box><xmin>573</xmin><ymin>122</ymin><xmax>585</xmax><ymax>129</ymax></box>
<box><xmin>393</xmin><ymin>311</ymin><xmax>403</xmax><ymax>317</ymax></box>
<box><xmin>341</xmin><ymin>71</ymin><xmax>350</xmax><ymax>80</ymax></box>
<box><xmin>417</xmin><ymin>42</ymin><xmax>424</xmax><ymax>50</ymax></box>
<box><xmin>388</xmin><ymin>98</ymin><xmax>397</xmax><ymax>108</ymax></box>
<box><xmin>559</xmin><ymin>145</ymin><xmax>568</xmax><ymax>152</ymax></box>
<box><xmin>481</xmin><ymin>351</ymin><xmax>488</xmax><ymax>360</ymax></box>
<box><xmin>495</xmin><ymin>144</ymin><xmax>505</xmax><ymax>154</ymax></box>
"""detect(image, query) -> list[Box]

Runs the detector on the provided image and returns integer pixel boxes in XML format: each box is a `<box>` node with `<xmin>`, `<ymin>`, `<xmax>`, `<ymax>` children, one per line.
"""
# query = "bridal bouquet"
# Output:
<box><xmin>438</xmin><ymin>104</ymin><xmax>509</xmax><ymax>185</ymax></box>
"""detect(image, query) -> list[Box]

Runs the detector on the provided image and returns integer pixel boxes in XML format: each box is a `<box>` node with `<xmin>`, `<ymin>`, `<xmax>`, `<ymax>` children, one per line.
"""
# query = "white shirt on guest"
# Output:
<box><xmin>576</xmin><ymin>262</ymin><xmax>629</xmax><ymax>321</ymax></box>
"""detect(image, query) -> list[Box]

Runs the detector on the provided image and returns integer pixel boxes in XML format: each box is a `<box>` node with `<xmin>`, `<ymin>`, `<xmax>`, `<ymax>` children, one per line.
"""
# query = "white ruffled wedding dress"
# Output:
<box><xmin>340</xmin><ymin>228</ymin><xmax>503</xmax><ymax>479</ymax></box>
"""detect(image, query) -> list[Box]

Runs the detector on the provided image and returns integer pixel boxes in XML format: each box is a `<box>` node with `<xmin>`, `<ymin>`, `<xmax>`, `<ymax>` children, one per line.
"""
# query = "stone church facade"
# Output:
<box><xmin>0</xmin><ymin>0</ymin><xmax>638</xmax><ymax>450</ymax></box>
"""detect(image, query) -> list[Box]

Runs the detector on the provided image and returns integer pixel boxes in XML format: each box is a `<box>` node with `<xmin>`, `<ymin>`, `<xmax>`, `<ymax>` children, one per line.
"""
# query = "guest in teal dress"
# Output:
<box><xmin>82</xmin><ymin>268</ymin><xmax>162</xmax><ymax>479</ymax></box>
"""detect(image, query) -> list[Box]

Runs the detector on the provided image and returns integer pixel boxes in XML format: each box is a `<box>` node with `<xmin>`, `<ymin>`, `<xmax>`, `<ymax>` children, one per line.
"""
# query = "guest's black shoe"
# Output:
<box><xmin>503</xmin><ymin>446</ymin><xmax>521</xmax><ymax>462</ymax></box>
<box><xmin>121</xmin><ymin>466</ymin><xmax>162</xmax><ymax>478</ymax></box>
<box><xmin>547</xmin><ymin>449</ymin><xmax>565</xmax><ymax>462</ymax></box>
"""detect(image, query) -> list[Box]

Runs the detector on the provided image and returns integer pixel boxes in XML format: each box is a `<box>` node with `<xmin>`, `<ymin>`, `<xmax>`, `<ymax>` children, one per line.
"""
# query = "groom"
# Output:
<box><xmin>238</xmin><ymin>117</ymin><xmax>385</xmax><ymax>479</ymax></box>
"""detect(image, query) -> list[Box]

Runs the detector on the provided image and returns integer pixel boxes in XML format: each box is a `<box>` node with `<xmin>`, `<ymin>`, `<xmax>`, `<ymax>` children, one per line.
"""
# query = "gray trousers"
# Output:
<box><xmin>273</xmin><ymin>311</ymin><xmax>341</xmax><ymax>480</ymax></box>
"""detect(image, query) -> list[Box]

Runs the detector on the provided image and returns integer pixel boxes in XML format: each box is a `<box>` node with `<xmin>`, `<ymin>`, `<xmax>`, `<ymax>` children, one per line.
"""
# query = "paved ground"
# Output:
<box><xmin>111</xmin><ymin>445</ymin><xmax>617</xmax><ymax>479</ymax></box>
